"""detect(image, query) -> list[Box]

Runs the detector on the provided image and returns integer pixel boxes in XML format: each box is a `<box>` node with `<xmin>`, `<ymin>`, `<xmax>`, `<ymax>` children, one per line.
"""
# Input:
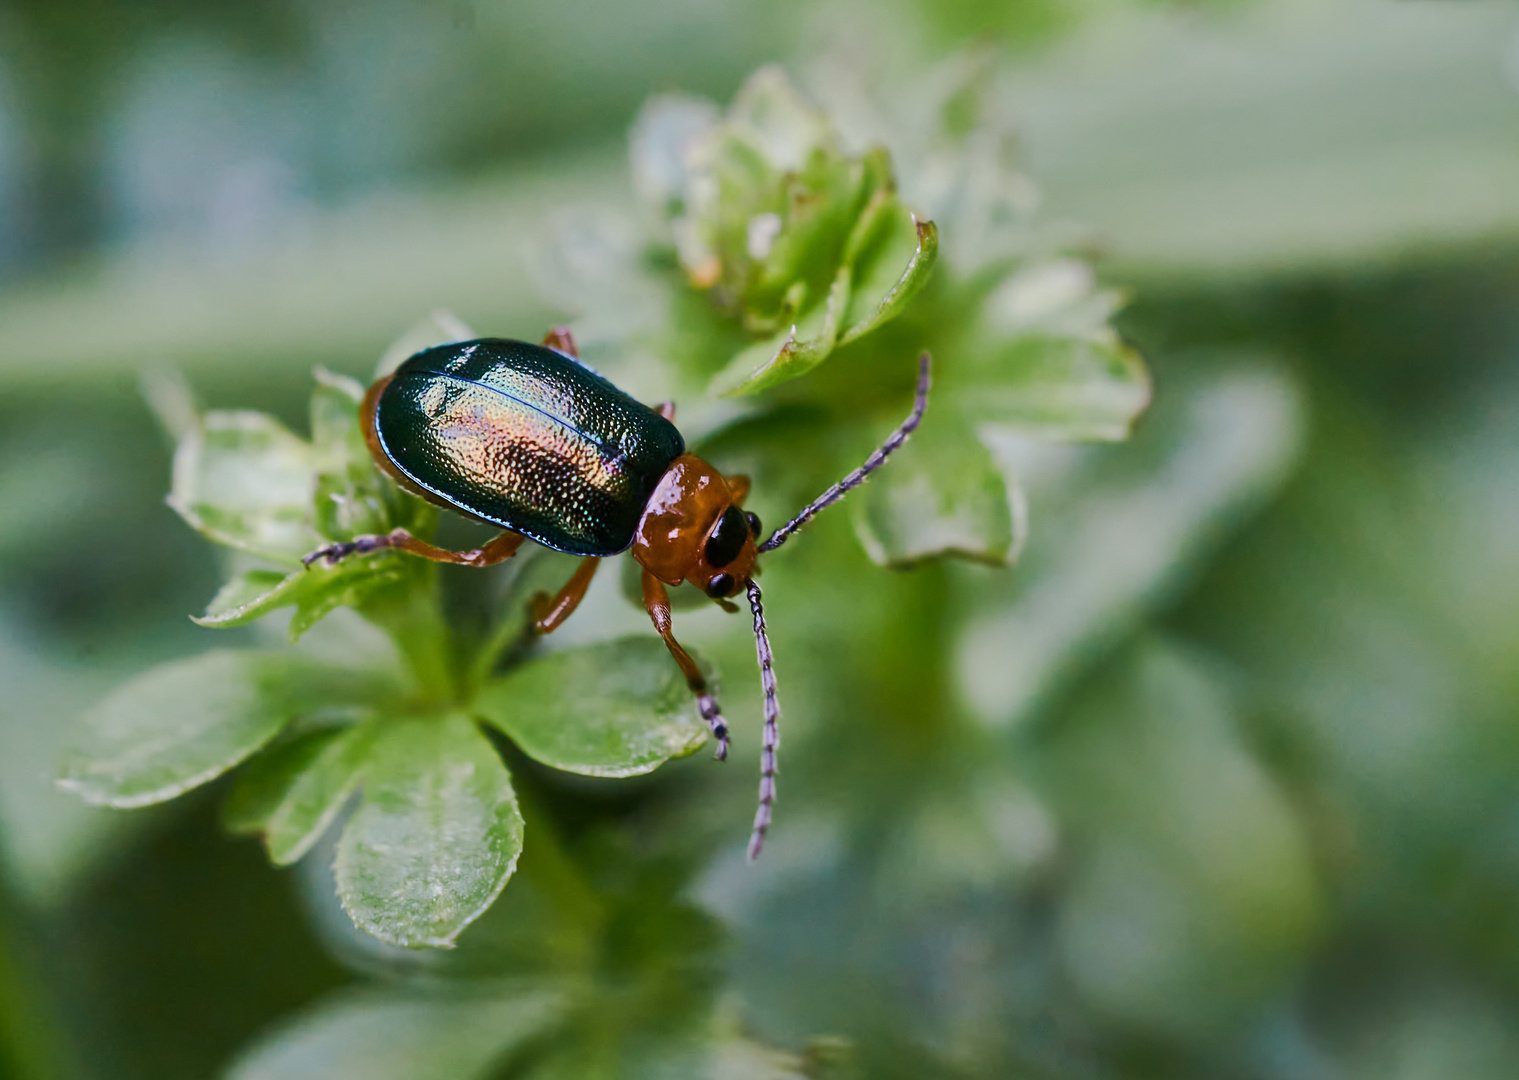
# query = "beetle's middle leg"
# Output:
<box><xmin>641</xmin><ymin>567</ymin><xmax>729</xmax><ymax>760</ymax></box>
<box><xmin>530</xmin><ymin>556</ymin><xmax>600</xmax><ymax>634</ymax></box>
<box><xmin>303</xmin><ymin>528</ymin><xmax>526</xmax><ymax>569</ymax></box>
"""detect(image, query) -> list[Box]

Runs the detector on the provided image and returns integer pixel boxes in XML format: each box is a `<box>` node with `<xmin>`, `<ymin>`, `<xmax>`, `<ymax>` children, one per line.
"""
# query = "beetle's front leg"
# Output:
<box><xmin>303</xmin><ymin>528</ymin><xmax>526</xmax><ymax>569</ymax></box>
<box><xmin>641</xmin><ymin>567</ymin><xmax>729</xmax><ymax>761</ymax></box>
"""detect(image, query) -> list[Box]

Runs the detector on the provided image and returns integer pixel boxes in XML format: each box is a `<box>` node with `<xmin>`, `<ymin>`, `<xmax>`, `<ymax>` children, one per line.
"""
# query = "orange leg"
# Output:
<box><xmin>641</xmin><ymin>568</ymin><xmax>729</xmax><ymax>760</ymax></box>
<box><xmin>542</xmin><ymin>326</ymin><xmax>578</xmax><ymax>357</ymax></box>
<box><xmin>531</xmin><ymin>556</ymin><xmax>600</xmax><ymax>634</ymax></box>
<box><xmin>303</xmin><ymin>528</ymin><xmax>526</xmax><ymax>569</ymax></box>
<box><xmin>725</xmin><ymin>474</ymin><xmax>750</xmax><ymax>505</ymax></box>
<box><xmin>654</xmin><ymin>401</ymin><xmax>676</xmax><ymax>422</ymax></box>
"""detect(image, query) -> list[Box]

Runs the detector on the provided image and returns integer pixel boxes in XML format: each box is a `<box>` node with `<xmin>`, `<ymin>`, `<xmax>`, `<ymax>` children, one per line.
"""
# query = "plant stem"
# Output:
<box><xmin>0</xmin><ymin>862</ymin><xmax>78</xmax><ymax>1080</ymax></box>
<box><xmin>362</xmin><ymin>564</ymin><xmax>458</xmax><ymax>703</ymax></box>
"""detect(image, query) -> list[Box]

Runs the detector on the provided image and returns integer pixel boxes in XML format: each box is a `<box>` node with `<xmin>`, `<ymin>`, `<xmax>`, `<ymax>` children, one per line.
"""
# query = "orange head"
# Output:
<box><xmin>631</xmin><ymin>455</ymin><xmax>760</xmax><ymax>599</ymax></box>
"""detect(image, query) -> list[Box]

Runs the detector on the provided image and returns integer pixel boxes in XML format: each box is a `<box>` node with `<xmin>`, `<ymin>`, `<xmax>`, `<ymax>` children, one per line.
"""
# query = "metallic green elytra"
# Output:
<box><xmin>372</xmin><ymin>338</ymin><xmax>685</xmax><ymax>556</ymax></box>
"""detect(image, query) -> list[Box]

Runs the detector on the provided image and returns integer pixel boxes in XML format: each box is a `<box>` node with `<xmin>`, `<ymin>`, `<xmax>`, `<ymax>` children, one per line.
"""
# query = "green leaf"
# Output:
<box><xmin>853</xmin><ymin>406</ymin><xmax>1015</xmax><ymax>568</ymax></box>
<box><xmin>335</xmin><ymin>714</ymin><xmax>524</xmax><ymax>948</ymax></box>
<box><xmin>958</xmin><ymin>333</ymin><xmax>1151</xmax><ymax>442</ymax></box>
<box><xmin>953</xmin><ymin>258</ymin><xmax>1149</xmax><ymax>442</ymax></box>
<box><xmin>838</xmin><ymin>205</ymin><xmax>938</xmax><ymax>346</ymax></box>
<box><xmin>194</xmin><ymin>562</ymin><xmax>409</xmax><ymax>642</ymax></box>
<box><xmin>167</xmin><ymin>410</ymin><xmax>321</xmax><ymax>565</ymax></box>
<box><xmin>710</xmin><ymin>267</ymin><xmax>849</xmax><ymax>396</ymax></box>
<box><xmin>310</xmin><ymin>370</ymin><xmax>372</xmax><ymax>484</ymax></box>
<box><xmin>745</xmin><ymin>149</ymin><xmax>865</xmax><ymax>325</ymax></box>
<box><xmin>224</xmin><ymin>723</ymin><xmax>375</xmax><ymax>865</ymax></box>
<box><xmin>474</xmin><ymin>637</ymin><xmax>711</xmax><ymax>778</ymax></box>
<box><xmin>225</xmin><ymin>985</ymin><xmax>563</xmax><ymax>1080</ymax></box>
<box><xmin>197</xmin><ymin>570</ymin><xmax>293</xmax><ymax>624</ymax></box>
<box><xmin>310</xmin><ymin>368</ymin><xmax>405</xmax><ymax>541</ymax></box>
<box><xmin>58</xmin><ymin>651</ymin><xmax>382</xmax><ymax>809</ymax></box>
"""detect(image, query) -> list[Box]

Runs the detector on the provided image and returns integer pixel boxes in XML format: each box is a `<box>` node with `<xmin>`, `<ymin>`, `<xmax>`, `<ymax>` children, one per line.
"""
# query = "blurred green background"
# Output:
<box><xmin>5</xmin><ymin>0</ymin><xmax>1519</xmax><ymax>1077</ymax></box>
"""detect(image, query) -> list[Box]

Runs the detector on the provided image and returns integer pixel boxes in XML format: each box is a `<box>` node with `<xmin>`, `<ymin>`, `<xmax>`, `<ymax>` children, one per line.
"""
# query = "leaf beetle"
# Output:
<box><xmin>306</xmin><ymin>328</ymin><xmax>930</xmax><ymax>858</ymax></box>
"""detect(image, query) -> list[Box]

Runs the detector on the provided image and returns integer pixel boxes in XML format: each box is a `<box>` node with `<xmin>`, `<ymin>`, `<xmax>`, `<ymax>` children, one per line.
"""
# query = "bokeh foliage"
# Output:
<box><xmin>4</xmin><ymin>2</ymin><xmax>1519</xmax><ymax>1080</ymax></box>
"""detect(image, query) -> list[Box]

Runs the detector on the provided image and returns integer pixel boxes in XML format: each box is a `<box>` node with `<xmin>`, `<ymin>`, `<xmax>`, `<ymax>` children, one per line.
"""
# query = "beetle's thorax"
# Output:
<box><xmin>632</xmin><ymin>455</ymin><xmax>756</xmax><ymax>592</ymax></box>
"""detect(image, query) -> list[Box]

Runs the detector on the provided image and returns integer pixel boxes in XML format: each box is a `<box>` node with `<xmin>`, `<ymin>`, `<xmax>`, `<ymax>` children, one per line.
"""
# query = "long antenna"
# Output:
<box><xmin>759</xmin><ymin>351</ymin><xmax>932</xmax><ymax>554</ymax></box>
<box><xmin>745</xmin><ymin>578</ymin><xmax>780</xmax><ymax>860</ymax></box>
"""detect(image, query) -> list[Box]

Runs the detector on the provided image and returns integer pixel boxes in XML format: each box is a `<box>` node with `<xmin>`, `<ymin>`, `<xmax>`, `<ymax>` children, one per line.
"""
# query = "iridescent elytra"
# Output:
<box><xmin>306</xmin><ymin>328</ymin><xmax>931</xmax><ymax>859</ymax></box>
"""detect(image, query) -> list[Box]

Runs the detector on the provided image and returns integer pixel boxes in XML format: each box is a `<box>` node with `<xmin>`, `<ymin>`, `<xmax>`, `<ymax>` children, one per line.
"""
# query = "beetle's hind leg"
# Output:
<box><xmin>641</xmin><ymin>568</ymin><xmax>729</xmax><ymax>760</ymax></box>
<box><xmin>530</xmin><ymin>556</ymin><xmax>600</xmax><ymax>634</ymax></box>
<box><xmin>303</xmin><ymin>528</ymin><xmax>526</xmax><ymax>569</ymax></box>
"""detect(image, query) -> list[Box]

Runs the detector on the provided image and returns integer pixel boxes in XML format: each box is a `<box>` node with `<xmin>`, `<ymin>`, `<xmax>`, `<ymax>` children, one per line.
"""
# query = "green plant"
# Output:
<box><xmin>57</xmin><ymin>63</ymin><xmax>1146</xmax><ymax>966</ymax></box>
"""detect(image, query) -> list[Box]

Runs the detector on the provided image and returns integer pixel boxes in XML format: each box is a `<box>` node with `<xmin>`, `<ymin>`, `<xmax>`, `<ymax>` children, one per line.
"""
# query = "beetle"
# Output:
<box><xmin>305</xmin><ymin>327</ymin><xmax>930</xmax><ymax>858</ymax></box>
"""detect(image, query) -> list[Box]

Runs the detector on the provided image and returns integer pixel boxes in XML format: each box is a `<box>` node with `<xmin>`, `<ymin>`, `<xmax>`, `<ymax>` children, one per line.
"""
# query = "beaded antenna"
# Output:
<box><xmin>740</xmin><ymin>352</ymin><xmax>932</xmax><ymax>858</ymax></box>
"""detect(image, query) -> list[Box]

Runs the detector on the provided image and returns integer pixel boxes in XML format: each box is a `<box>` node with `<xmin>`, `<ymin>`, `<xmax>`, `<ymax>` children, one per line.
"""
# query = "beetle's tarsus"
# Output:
<box><xmin>302</xmin><ymin>528</ymin><xmax>405</xmax><ymax>568</ymax></box>
<box><xmin>698</xmin><ymin>693</ymin><xmax>730</xmax><ymax>762</ymax></box>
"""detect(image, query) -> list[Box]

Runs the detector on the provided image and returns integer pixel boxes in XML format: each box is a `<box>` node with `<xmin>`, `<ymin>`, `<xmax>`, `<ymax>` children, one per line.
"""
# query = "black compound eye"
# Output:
<box><xmin>744</xmin><ymin>511</ymin><xmax>761</xmax><ymax>538</ymax></box>
<box><xmin>705</xmin><ymin>572</ymin><xmax>735</xmax><ymax>598</ymax></box>
<box><xmin>704</xmin><ymin>505</ymin><xmax>749</xmax><ymax>568</ymax></box>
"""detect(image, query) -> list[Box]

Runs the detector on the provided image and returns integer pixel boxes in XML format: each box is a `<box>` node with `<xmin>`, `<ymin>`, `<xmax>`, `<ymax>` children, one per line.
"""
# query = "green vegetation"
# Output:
<box><xmin>3</xmin><ymin>2</ymin><xmax>1519</xmax><ymax>1078</ymax></box>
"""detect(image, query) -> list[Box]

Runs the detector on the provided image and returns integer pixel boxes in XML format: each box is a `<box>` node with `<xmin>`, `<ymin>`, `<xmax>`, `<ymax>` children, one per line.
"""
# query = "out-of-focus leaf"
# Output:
<box><xmin>57</xmin><ymin>651</ymin><xmax>382</xmax><ymax>809</ymax></box>
<box><xmin>475</xmin><ymin>637</ymin><xmax>710</xmax><ymax>778</ymax></box>
<box><xmin>1006</xmin><ymin>0</ymin><xmax>1519</xmax><ymax>278</ymax></box>
<box><xmin>374</xmin><ymin>310</ymin><xmax>476</xmax><ymax>380</ymax></box>
<box><xmin>0</xmin><ymin>617</ymin><xmax>167</xmax><ymax>903</ymax></box>
<box><xmin>666</xmin><ymin>68</ymin><xmax>841</xmax><ymax>297</ymax></box>
<box><xmin>309</xmin><ymin>370</ymin><xmax>369</xmax><ymax>479</ymax></box>
<box><xmin>194</xmin><ymin>562</ymin><xmax>409</xmax><ymax>643</ymax></box>
<box><xmin>225</xmin><ymin>985</ymin><xmax>563</xmax><ymax>1080</ymax></box>
<box><xmin>957</xmin><ymin>363</ymin><xmax>1303</xmax><ymax>727</ymax></box>
<box><xmin>1038</xmin><ymin>640</ymin><xmax>1321</xmax><ymax>1039</ymax></box>
<box><xmin>521</xmin><ymin>1033</ymin><xmax>812</xmax><ymax>1080</ymax></box>
<box><xmin>631</xmin><ymin>94</ymin><xmax>721</xmax><ymax>220</ymax></box>
<box><xmin>980</xmin><ymin>259</ymin><xmax>1124</xmax><ymax>341</ymax></box>
<box><xmin>853</xmin><ymin>406</ymin><xmax>1015</xmax><ymax>567</ymax></box>
<box><xmin>958</xmin><ymin>332</ymin><xmax>1150</xmax><ymax>442</ymax></box>
<box><xmin>168</xmin><ymin>412</ymin><xmax>321</xmax><ymax>565</ymax></box>
<box><xmin>335</xmin><ymin>714</ymin><xmax>523</xmax><ymax>948</ymax></box>
<box><xmin>528</xmin><ymin>208</ymin><xmax>669</xmax><ymax>345</ymax></box>
<box><xmin>224</xmin><ymin>724</ymin><xmax>376</xmax><ymax>865</ymax></box>
<box><xmin>1181</xmin><ymin>368</ymin><xmax>1519</xmax><ymax>863</ymax></box>
<box><xmin>948</xmin><ymin>256</ymin><xmax>1147</xmax><ymax>442</ymax></box>
<box><xmin>730</xmin><ymin>65</ymin><xmax>836</xmax><ymax>173</ymax></box>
